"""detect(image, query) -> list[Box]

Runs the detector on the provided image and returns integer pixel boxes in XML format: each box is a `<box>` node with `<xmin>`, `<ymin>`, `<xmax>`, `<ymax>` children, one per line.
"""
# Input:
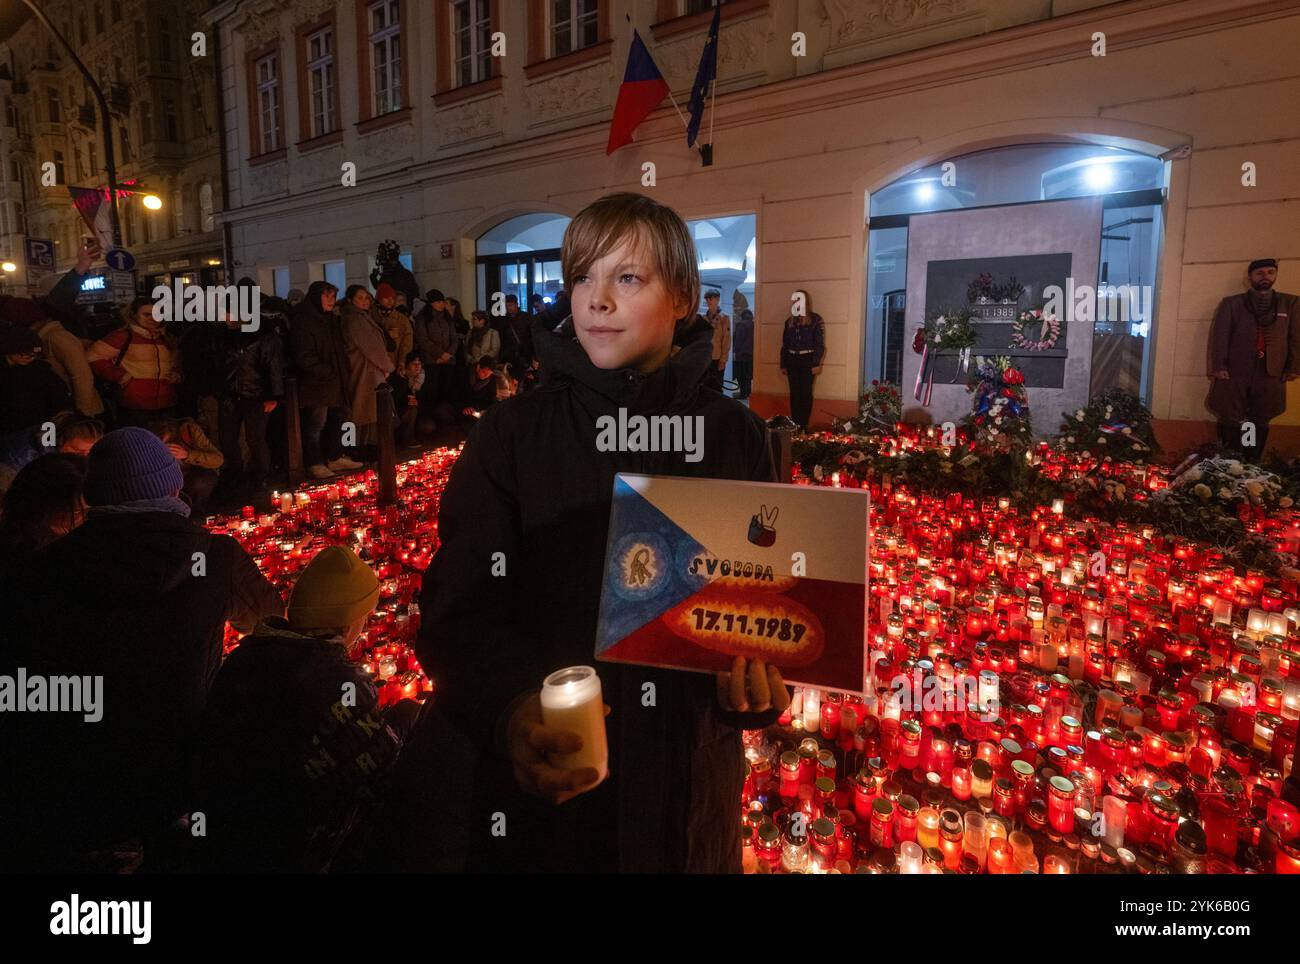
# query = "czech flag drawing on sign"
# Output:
<box><xmin>606</xmin><ymin>30</ymin><xmax>670</xmax><ymax>155</ymax></box>
<box><xmin>595</xmin><ymin>474</ymin><xmax>870</xmax><ymax>693</ymax></box>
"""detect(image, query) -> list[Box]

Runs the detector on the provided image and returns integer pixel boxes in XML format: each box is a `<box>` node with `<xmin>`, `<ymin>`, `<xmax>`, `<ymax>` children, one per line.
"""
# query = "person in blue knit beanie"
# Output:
<box><xmin>83</xmin><ymin>426</ymin><xmax>187</xmax><ymax>511</ymax></box>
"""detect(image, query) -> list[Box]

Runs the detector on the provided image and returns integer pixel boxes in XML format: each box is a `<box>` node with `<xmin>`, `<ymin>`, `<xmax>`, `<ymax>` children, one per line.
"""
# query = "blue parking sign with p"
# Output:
<box><xmin>24</xmin><ymin>238</ymin><xmax>55</xmax><ymax>269</ymax></box>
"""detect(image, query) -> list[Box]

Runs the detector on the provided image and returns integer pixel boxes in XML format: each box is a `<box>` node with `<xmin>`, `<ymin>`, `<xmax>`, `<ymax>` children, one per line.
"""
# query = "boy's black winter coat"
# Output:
<box><xmin>417</xmin><ymin>314</ymin><xmax>777</xmax><ymax>873</ymax></box>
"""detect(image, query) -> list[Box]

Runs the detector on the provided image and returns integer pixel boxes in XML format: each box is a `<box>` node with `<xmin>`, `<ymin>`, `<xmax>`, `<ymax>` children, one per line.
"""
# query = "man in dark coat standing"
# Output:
<box><xmin>289</xmin><ymin>281</ymin><xmax>359</xmax><ymax>479</ymax></box>
<box><xmin>1</xmin><ymin>428</ymin><xmax>284</xmax><ymax>869</ymax></box>
<box><xmin>1207</xmin><ymin>258</ymin><xmax>1300</xmax><ymax>460</ymax></box>
<box><xmin>412</xmin><ymin>288</ymin><xmax>458</xmax><ymax>411</ymax></box>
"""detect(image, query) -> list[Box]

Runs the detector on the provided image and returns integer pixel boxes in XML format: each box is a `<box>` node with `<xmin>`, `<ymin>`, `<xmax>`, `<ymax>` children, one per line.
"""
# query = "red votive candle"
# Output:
<box><xmin>1049</xmin><ymin>775</ymin><xmax>1076</xmax><ymax>834</ymax></box>
<box><xmin>952</xmin><ymin>766</ymin><xmax>972</xmax><ymax>801</ymax></box>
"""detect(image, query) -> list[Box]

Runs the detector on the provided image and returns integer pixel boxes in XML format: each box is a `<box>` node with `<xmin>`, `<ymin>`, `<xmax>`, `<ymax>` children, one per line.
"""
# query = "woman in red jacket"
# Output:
<box><xmin>88</xmin><ymin>297</ymin><xmax>181</xmax><ymax>426</ymax></box>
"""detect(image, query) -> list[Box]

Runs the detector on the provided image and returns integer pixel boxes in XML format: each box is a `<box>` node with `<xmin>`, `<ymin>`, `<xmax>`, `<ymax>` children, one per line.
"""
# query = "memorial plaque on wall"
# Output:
<box><xmin>923</xmin><ymin>253</ymin><xmax>1073</xmax><ymax>388</ymax></box>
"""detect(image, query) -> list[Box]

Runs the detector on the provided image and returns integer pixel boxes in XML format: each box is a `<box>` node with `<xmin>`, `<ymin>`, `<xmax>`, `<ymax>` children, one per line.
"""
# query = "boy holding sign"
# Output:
<box><xmin>417</xmin><ymin>193</ymin><xmax>788</xmax><ymax>872</ymax></box>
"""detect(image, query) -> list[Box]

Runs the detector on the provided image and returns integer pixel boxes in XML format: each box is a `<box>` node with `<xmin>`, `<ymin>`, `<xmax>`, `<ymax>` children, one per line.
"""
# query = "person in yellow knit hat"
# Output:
<box><xmin>189</xmin><ymin>545</ymin><xmax>421</xmax><ymax>872</ymax></box>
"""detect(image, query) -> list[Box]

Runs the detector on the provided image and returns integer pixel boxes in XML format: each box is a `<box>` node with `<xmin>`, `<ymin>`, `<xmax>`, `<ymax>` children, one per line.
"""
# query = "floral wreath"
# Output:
<box><xmin>1010</xmin><ymin>309</ymin><xmax>1061</xmax><ymax>352</ymax></box>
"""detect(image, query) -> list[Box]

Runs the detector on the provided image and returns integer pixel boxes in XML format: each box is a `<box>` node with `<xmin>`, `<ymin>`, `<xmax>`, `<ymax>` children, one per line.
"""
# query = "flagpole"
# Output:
<box><xmin>665</xmin><ymin>89</ymin><xmax>690</xmax><ymax>133</ymax></box>
<box><xmin>708</xmin><ymin>77</ymin><xmax>716</xmax><ymax>148</ymax></box>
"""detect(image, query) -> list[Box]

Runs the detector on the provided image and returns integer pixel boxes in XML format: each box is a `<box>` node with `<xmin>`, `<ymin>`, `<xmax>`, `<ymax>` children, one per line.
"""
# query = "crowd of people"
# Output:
<box><xmin>0</xmin><ymin>207</ymin><xmax>784</xmax><ymax>874</ymax></box>
<box><xmin>0</xmin><ymin>240</ymin><xmax>551</xmax><ymax>522</ymax></box>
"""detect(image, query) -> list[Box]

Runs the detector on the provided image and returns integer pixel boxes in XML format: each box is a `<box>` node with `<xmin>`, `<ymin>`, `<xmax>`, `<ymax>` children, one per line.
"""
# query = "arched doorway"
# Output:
<box><xmin>475</xmin><ymin>213</ymin><xmax>571</xmax><ymax>312</ymax></box>
<box><xmin>864</xmin><ymin>142</ymin><xmax>1169</xmax><ymax>408</ymax></box>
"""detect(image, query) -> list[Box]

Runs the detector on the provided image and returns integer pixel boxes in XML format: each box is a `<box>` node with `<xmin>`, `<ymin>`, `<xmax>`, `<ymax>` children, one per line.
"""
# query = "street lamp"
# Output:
<box><xmin>1</xmin><ymin>262</ymin><xmax>16</xmax><ymax>273</ymax></box>
<box><xmin>142</xmin><ymin>194</ymin><xmax>162</xmax><ymax>210</ymax></box>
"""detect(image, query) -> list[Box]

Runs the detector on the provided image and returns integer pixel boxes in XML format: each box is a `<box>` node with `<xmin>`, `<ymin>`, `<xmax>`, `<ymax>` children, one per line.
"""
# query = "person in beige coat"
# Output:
<box><xmin>704</xmin><ymin>289</ymin><xmax>730</xmax><ymax>392</ymax></box>
<box><xmin>340</xmin><ymin>286</ymin><xmax>395</xmax><ymax>451</ymax></box>
<box><xmin>2</xmin><ymin>297</ymin><xmax>104</xmax><ymax>417</ymax></box>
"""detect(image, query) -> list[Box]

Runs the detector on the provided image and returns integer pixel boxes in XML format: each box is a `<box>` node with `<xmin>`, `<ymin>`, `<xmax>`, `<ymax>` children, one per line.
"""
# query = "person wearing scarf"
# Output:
<box><xmin>1207</xmin><ymin>258</ymin><xmax>1300</xmax><ymax>461</ymax></box>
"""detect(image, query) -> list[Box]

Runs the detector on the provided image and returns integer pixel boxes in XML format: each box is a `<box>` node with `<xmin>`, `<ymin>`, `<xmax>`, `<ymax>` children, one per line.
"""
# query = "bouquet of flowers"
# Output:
<box><xmin>963</xmin><ymin>355</ymin><xmax>1032</xmax><ymax>453</ymax></box>
<box><xmin>966</xmin><ymin>272</ymin><xmax>996</xmax><ymax>304</ymax></box>
<box><xmin>913</xmin><ymin>307</ymin><xmax>978</xmax><ymax>403</ymax></box>
<box><xmin>833</xmin><ymin>380</ymin><xmax>902</xmax><ymax>435</ymax></box>
<box><xmin>1147</xmin><ymin>456</ymin><xmax>1296</xmax><ymax>568</ymax></box>
<box><xmin>1056</xmin><ymin>389</ymin><xmax>1159</xmax><ymax>459</ymax></box>
<box><xmin>1011</xmin><ymin>307</ymin><xmax>1062</xmax><ymax>351</ymax></box>
<box><xmin>966</xmin><ymin>273</ymin><xmax>1026</xmax><ymax>304</ymax></box>
<box><xmin>918</xmin><ymin>307</ymin><xmax>978</xmax><ymax>354</ymax></box>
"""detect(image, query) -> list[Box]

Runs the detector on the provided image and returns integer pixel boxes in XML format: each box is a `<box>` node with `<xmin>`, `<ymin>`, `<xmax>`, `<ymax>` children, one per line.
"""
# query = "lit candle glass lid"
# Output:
<box><xmin>541</xmin><ymin>665</ymin><xmax>601</xmax><ymax>708</ymax></box>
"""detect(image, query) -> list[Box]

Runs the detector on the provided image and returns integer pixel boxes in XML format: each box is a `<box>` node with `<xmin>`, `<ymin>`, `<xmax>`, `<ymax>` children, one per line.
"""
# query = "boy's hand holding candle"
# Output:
<box><xmin>507</xmin><ymin>667</ymin><xmax>611</xmax><ymax>805</ymax></box>
<box><xmin>717</xmin><ymin>656</ymin><xmax>791</xmax><ymax>714</ymax></box>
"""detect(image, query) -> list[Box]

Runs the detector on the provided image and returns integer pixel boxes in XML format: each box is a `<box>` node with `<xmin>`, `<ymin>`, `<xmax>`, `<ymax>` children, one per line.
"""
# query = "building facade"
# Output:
<box><xmin>0</xmin><ymin>0</ymin><xmax>224</xmax><ymax>296</ymax></box>
<box><xmin>209</xmin><ymin>0</ymin><xmax>1300</xmax><ymax>449</ymax></box>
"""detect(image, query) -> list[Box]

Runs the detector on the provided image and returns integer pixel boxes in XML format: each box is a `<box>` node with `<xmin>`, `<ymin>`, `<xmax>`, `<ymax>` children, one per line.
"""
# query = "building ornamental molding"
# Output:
<box><xmin>438</xmin><ymin>98</ymin><xmax>500</xmax><ymax>147</ymax></box>
<box><xmin>357</xmin><ymin>122</ymin><xmax>418</xmax><ymax>164</ymax></box>
<box><xmin>525</xmin><ymin>62</ymin><xmax>614</xmax><ymax>126</ymax></box>
<box><xmin>824</xmin><ymin>0</ymin><xmax>974</xmax><ymax>47</ymax></box>
<box><xmin>237</xmin><ymin>1</ymin><xmax>285</xmax><ymax>51</ymax></box>
<box><xmin>657</xmin><ymin>16</ymin><xmax>769</xmax><ymax>88</ymax></box>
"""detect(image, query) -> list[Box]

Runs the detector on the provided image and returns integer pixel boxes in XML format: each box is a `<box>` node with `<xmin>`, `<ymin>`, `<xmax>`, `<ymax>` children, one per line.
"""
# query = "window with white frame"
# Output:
<box><xmin>552</xmin><ymin>0</ymin><xmax>598</xmax><ymax>56</ymax></box>
<box><xmin>369</xmin><ymin>0</ymin><xmax>402</xmax><ymax>115</ymax></box>
<box><xmin>452</xmin><ymin>0</ymin><xmax>490</xmax><ymax>87</ymax></box>
<box><xmin>172</xmin><ymin>188</ymin><xmax>184</xmax><ymax>235</ymax></box>
<box><xmin>255</xmin><ymin>53</ymin><xmax>280</xmax><ymax>152</ymax></box>
<box><xmin>306</xmin><ymin>26</ymin><xmax>335</xmax><ymax>136</ymax></box>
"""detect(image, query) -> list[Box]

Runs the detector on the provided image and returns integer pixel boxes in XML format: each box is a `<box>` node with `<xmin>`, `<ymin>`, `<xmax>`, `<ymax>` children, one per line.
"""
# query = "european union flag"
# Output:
<box><xmin>686</xmin><ymin>2</ymin><xmax>721</xmax><ymax>147</ymax></box>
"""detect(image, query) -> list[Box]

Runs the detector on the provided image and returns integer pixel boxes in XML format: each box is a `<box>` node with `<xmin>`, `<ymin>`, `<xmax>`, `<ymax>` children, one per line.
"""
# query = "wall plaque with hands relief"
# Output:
<box><xmin>595</xmin><ymin>474</ymin><xmax>870</xmax><ymax>693</ymax></box>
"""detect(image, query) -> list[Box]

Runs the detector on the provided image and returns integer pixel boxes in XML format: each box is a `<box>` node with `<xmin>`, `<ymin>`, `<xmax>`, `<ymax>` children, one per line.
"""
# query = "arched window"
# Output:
<box><xmin>865</xmin><ymin>142</ymin><xmax>1168</xmax><ymax>404</ymax></box>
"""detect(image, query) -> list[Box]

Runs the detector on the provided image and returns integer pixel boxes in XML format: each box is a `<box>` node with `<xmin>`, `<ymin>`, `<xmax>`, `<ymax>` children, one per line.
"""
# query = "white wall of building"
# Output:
<box><xmin>209</xmin><ymin>0</ymin><xmax>1300</xmax><ymax>437</ymax></box>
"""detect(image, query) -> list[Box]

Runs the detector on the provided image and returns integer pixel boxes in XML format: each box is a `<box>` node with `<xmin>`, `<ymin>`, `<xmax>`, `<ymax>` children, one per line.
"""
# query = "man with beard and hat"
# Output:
<box><xmin>1207</xmin><ymin>258</ymin><xmax>1300</xmax><ymax>460</ymax></box>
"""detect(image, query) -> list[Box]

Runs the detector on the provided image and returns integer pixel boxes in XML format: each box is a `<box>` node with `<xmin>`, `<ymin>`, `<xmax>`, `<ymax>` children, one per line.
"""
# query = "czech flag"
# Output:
<box><xmin>606</xmin><ymin>30</ymin><xmax>670</xmax><ymax>155</ymax></box>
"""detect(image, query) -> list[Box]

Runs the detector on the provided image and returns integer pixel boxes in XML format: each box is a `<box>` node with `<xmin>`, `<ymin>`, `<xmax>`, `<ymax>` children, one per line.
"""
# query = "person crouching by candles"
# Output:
<box><xmin>1</xmin><ymin>427</ymin><xmax>284</xmax><ymax>870</ymax></box>
<box><xmin>417</xmin><ymin>192</ymin><xmax>789</xmax><ymax>873</ymax></box>
<box><xmin>146</xmin><ymin>416</ymin><xmax>224</xmax><ymax>516</ymax></box>
<box><xmin>188</xmin><ymin>546</ymin><xmax>420</xmax><ymax>872</ymax></box>
<box><xmin>388</xmin><ymin>351</ymin><xmax>427</xmax><ymax>448</ymax></box>
<box><xmin>457</xmin><ymin>355</ymin><xmax>507</xmax><ymax>425</ymax></box>
<box><xmin>1206</xmin><ymin>258</ymin><xmax>1300</xmax><ymax>461</ymax></box>
<box><xmin>780</xmin><ymin>291</ymin><xmax>826</xmax><ymax>430</ymax></box>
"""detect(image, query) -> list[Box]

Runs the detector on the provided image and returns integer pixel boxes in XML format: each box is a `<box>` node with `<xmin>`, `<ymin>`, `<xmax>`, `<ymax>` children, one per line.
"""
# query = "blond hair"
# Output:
<box><xmin>562</xmin><ymin>193</ymin><xmax>700</xmax><ymax>323</ymax></box>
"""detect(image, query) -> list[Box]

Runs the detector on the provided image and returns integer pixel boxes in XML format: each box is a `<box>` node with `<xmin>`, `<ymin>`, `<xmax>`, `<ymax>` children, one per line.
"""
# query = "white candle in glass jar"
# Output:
<box><xmin>802</xmin><ymin>688</ymin><xmax>821</xmax><ymax>732</ymax></box>
<box><xmin>540</xmin><ymin>666</ymin><xmax>609</xmax><ymax>781</ymax></box>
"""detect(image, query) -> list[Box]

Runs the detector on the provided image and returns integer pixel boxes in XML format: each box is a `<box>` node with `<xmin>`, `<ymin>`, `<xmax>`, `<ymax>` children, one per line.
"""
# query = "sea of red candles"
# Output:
<box><xmin>200</xmin><ymin>434</ymin><xmax>1300</xmax><ymax>874</ymax></box>
<box><xmin>744</xmin><ymin>432</ymin><xmax>1300</xmax><ymax>874</ymax></box>
<box><xmin>208</xmin><ymin>448</ymin><xmax>462</xmax><ymax>707</ymax></box>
